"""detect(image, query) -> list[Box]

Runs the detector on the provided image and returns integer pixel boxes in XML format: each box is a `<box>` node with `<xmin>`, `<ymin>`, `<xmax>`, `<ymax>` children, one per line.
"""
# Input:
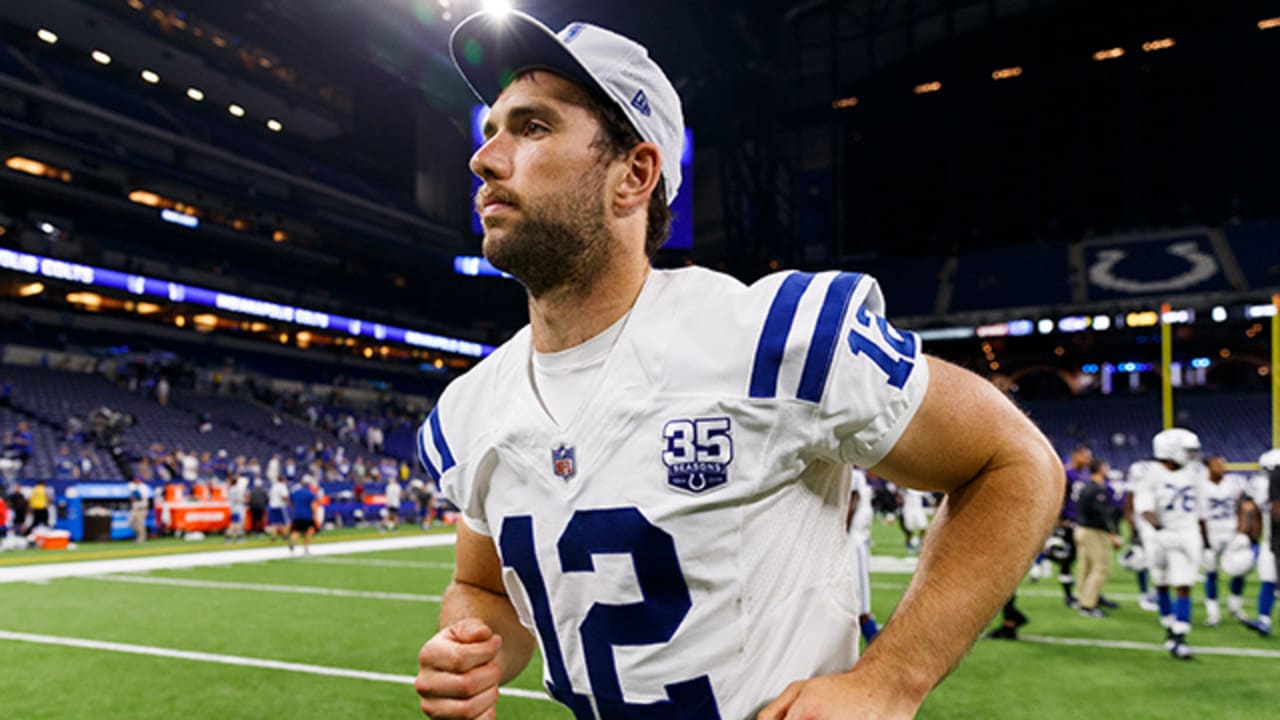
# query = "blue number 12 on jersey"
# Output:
<box><xmin>846</xmin><ymin>305</ymin><xmax>917</xmax><ymax>389</ymax></box>
<box><xmin>499</xmin><ymin>509</ymin><xmax>722</xmax><ymax>719</ymax></box>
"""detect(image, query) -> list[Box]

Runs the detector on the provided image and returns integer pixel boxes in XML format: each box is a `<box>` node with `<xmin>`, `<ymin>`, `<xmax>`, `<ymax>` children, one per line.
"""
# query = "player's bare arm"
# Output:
<box><xmin>1239</xmin><ymin>497</ymin><xmax>1262</xmax><ymax>543</ymax></box>
<box><xmin>415</xmin><ymin>523</ymin><xmax>536</xmax><ymax>717</ymax></box>
<box><xmin>760</xmin><ymin>357</ymin><xmax>1062</xmax><ymax>718</ymax></box>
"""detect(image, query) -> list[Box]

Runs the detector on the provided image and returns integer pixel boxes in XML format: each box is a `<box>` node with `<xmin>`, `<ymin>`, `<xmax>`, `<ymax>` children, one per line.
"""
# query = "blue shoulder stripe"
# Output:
<box><xmin>428</xmin><ymin>408</ymin><xmax>456</xmax><ymax>473</ymax></box>
<box><xmin>417</xmin><ymin>422</ymin><xmax>440</xmax><ymax>482</ymax></box>
<box><xmin>749</xmin><ymin>272</ymin><xmax>814</xmax><ymax>398</ymax></box>
<box><xmin>797</xmin><ymin>272</ymin><xmax>864</xmax><ymax>403</ymax></box>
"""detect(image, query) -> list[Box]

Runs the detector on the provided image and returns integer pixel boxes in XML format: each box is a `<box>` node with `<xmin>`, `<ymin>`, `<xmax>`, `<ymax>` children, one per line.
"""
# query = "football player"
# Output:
<box><xmin>846</xmin><ymin>467</ymin><xmax>879</xmax><ymax>644</ymax></box>
<box><xmin>1122</xmin><ymin>463</ymin><xmax>1159</xmax><ymax>611</ymax></box>
<box><xmin>1056</xmin><ymin>445</ymin><xmax>1092</xmax><ymax>608</ymax></box>
<box><xmin>900</xmin><ymin>488</ymin><xmax>931</xmax><ymax>554</ymax></box>
<box><xmin>1239</xmin><ymin>449</ymin><xmax>1278</xmax><ymax>637</ymax></box>
<box><xmin>1132</xmin><ymin>428</ymin><xmax>1208</xmax><ymax>659</ymax></box>
<box><xmin>1199</xmin><ymin>455</ymin><xmax>1250</xmax><ymax>625</ymax></box>
<box><xmin>413</xmin><ymin>11</ymin><xmax>1063</xmax><ymax>719</ymax></box>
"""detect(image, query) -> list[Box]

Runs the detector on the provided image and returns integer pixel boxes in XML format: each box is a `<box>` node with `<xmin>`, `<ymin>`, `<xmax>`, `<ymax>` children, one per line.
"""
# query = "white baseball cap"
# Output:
<box><xmin>450</xmin><ymin>11</ymin><xmax>685</xmax><ymax>205</ymax></box>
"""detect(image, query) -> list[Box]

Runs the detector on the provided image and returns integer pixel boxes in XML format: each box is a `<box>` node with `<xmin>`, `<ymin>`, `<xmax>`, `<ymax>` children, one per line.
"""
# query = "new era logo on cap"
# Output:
<box><xmin>630</xmin><ymin>89</ymin><xmax>652</xmax><ymax>117</ymax></box>
<box><xmin>562</xmin><ymin>23</ymin><xmax>586</xmax><ymax>43</ymax></box>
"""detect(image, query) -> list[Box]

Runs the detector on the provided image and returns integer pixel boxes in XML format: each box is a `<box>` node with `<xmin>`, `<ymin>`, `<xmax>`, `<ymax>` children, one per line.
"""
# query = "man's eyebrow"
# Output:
<box><xmin>481</xmin><ymin>102</ymin><xmax>564</xmax><ymax>140</ymax></box>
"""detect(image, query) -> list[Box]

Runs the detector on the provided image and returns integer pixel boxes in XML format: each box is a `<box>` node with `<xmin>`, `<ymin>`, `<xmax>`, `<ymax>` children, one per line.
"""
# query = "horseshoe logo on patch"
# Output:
<box><xmin>1088</xmin><ymin>241</ymin><xmax>1219</xmax><ymax>294</ymax></box>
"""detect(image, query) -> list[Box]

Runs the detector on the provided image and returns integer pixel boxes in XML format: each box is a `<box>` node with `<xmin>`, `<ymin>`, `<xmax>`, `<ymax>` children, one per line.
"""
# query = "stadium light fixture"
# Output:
<box><xmin>128</xmin><ymin>0</ymin><xmax>144</xmax><ymax>9</ymax></box>
<box><xmin>160</xmin><ymin>208</ymin><xmax>199</xmax><ymax>228</ymax></box>
<box><xmin>91</xmin><ymin>50</ymin><xmax>112</xmax><ymax>65</ymax></box>
<box><xmin>36</xmin><ymin>28</ymin><xmax>58</xmax><ymax>45</ymax></box>
<box><xmin>1211</xmin><ymin>305</ymin><xmax>1228</xmax><ymax>322</ymax></box>
<box><xmin>228</xmin><ymin>103</ymin><xmax>246</xmax><ymax>117</ymax></box>
<box><xmin>66</xmin><ymin>292</ymin><xmax>102</xmax><ymax>308</ymax></box>
<box><xmin>266</xmin><ymin>118</ymin><xmax>283</xmax><ymax>132</ymax></box>
<box><xmin>484</xmin><ymin>0</ymin><xmax>514</xmax><ymax>16</ymax></box>
<box><xmin>140</xmin><ymin>69</ymin><xmax>160</xmax><ymax>84</ymax></box>
<box><xmin>6</xmin><ymin>156</ymin><xmax>47</xmax><ymax>176</ymax></box>
<box><xmin>831</xmin><ymin>96</ymin><xmax>859</xmax><ymax>109</ymax></box>
<box><xmin>186</xmin><ymin>87</ymin><xmax>205</xmax><ymax>101</ymax></box>
<box><xmin>1246</xmin><ymin>303</ymin><xmax>1277</xmax><ymax>319</ymax></box>
<box><xmin>913</xmin><ymin>81</ymin><xmax>942</xmax><ymax>95</ymax></box>
<box><xmin>18</xmin><ymin>282</ymin><xmax>44</xmax><ymax>297</ymax></box>
<box><xmin>991</xmin><ymin>66</ymin><xmax>1023</xmax><ymax>81</ymax></box>
<box><xmin>128</xmin><ymin>190</ymin><xmax>164</xmax><ymax>207</ymax></box>
<box><xmin>1126</xmin><ymin>310</ymin><xmax>1159</xmax><ymax>327</ymax></box>
<box><xmin>1259</xmin><ymin>17</ymin><xmax>1280</xmax><ymax>30</ymax></box>
<box><xmin>1092</xmin><ymin>47</ymin><xmax>1125</xmax><ymax>61</ymax></box>
<box><xmin>1141</xmin><ymin>38</ymin><xmax>1175</xmax><ymax>52</ymax></box>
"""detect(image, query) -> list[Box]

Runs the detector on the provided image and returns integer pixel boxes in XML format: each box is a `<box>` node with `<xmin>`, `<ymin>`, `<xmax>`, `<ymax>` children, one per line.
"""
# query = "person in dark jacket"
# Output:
<box><xmin>1076</xmin><ymin>459</ymin><xmax>1122</xmax><ymax>617</ymax></box>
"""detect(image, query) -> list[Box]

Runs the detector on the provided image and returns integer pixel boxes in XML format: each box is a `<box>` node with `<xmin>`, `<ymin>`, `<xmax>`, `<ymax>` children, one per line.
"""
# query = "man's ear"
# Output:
<box><xmin>614</xmin><ymin>142</ymin><xmax>662</xmax><ymax>211</ymax></box>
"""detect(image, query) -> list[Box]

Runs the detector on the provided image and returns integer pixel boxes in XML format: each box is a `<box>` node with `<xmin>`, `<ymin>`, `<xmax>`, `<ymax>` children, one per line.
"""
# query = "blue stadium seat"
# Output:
<box><xmin>950</xmin><ymin>244</ymin><xmax>1071</xmax><ymax>312</ymax></box>
<box><xmin>1225</xmin><ymin>219</ymin><xmax>1280</xmax><ymax>291</ymax></box>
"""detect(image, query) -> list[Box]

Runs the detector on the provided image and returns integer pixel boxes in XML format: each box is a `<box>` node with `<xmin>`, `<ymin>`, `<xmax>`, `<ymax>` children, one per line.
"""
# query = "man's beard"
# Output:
<box><xmin>481</xmin><ymin>165</ymin><xmax>613</xmax><ymax>298</ymax></box>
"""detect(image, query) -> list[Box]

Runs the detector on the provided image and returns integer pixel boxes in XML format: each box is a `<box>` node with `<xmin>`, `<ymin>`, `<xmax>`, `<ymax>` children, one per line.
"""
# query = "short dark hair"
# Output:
<box><xmin>578</xmin><ymin>90</ymin><xmax>672</xmax><ymax>257</ymax></box>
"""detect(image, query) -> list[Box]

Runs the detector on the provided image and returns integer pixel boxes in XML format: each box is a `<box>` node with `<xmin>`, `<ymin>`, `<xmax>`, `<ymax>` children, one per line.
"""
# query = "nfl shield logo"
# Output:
<box><xmin>551</xmin><ymin>445</ymin><xmax>576</xmax><ymax>481</ymax></box>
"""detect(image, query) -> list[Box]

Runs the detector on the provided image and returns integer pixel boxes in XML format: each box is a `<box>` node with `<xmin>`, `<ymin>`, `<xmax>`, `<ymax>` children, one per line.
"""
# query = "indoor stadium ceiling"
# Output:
<box><xmin>115</xmin><ymin>0</ymin><xmax>1068</xmax><ymax>133</ymax></box>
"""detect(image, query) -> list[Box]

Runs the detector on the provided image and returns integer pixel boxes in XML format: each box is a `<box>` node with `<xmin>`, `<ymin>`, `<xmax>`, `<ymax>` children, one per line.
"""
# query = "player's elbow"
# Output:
<box><xmin>995</xmin><ymin>428</ymin><xmax>1063</xmax><ymax>537</ymax></box>
<box><xmin>1027</xmin><ymin>438</ymin><xmax>1065</xmax><ymax>525</ymax></box>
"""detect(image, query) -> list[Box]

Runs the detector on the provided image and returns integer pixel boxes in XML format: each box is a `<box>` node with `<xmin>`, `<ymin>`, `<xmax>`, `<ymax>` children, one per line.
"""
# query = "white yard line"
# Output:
<box><xmin>1018</xmin><ymin>633</ymin><xmax>1280</xmax><ymax>659</ymax></box>
<box><xmin>301</xmin><ymin>557</ymin><xmax>456</xmax><ymax>570</ymax></box>
<box><xmin>868</xmin><ymin>555</ymin><xmax>918</xmax><ymax>574</ymax></box>
<box><xmin>87</xmin><ymin>574</ymin><xmax>443</xmax><ymax>603</ymax></box>
<box><xmin>870</xmin><ymin>580</ymin><xmax>1147</xmax><ymax>603</ymax></box>
<box><xmin>0</xmin><ymin>534</ymin><xmax>456</xmax><ymax>584</ymax></box>
<box><xmin>0</xmin><ymin>630</ymin><xmax>552</xmax><ymax>702</ymax></box>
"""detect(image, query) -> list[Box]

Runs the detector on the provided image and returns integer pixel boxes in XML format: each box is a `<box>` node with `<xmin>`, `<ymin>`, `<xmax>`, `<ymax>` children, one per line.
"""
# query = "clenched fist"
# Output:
<box><xmin>415</xmin><ymin>618</ymin><xmax>504</xmax><ymax>719</ymax></box>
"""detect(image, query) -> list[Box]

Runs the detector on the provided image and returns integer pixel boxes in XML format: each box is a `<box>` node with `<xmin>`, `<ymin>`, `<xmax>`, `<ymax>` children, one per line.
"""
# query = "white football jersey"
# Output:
<box><xmin>1246</xmin><ymin>473</ymin><xmax>1272</xmax><ymax>543</ymax></box>
<box><xmin>227</xmin><ymin>481</ymin><xmax>247</xmax><ymax>510</ymax></box>
<box><xmin>1200</xmin><ymin>473</ymin><xmax>1246</xmax><ymax>541</ymax></box>
<box><xmin>419</xmin><ymin>267</ymin><xmax>928</xmax><ymax>719</ymax></box>
<box><xmin>268</xmin><ymin>482</ymin><xmax>289</xmax><ymax>509</ymax></box>
<box><xmin>902</xmin><ymin>488</ymin><xmax>930</xmax><ymax>514</ymax></box>
<box><xmin>1132</xmin><ymin>460</ymin><xmax>1207</xmax><ymax>533</ymax></box>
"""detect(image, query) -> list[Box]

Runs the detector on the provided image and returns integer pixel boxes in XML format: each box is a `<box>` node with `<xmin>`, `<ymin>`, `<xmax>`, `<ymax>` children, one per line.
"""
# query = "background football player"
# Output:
<box><xmin>1055</xmin><ymin>445</ymin><xmax>1092</xmax><ymax>608</ymax></box>
<box><xmin>1132</xmin><ymin>428</ymin><xmax>1208</xmax><ymax>659</ymax></box>
<box><xmin>1199</xmin><ymin>455</ymin><xmax>1250</xmax><ymax>625</ymax></box>
<box><xmin>1239</xmin><ymin>449</ymin><xmax>1279</xmax><ymax>637</ymax></box>
<box><xmin>846</xmin><ymin>467</ymin><xmax>880</xmax><ymax>645</ymax></box>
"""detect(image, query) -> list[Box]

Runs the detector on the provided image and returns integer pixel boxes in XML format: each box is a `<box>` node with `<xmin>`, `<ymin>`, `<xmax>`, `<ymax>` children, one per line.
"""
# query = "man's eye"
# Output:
<box><xmin>522</xmin><ymin>121</ymin><xmax>549</xmax><ymax>136</ymax></box>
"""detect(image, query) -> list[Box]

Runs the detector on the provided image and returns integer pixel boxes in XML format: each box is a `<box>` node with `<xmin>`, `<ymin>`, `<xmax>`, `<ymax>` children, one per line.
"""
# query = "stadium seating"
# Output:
<box><xmin>854</xmin><ymin>254</ymin><xmax>946</xmax><ymax>318</ymax></box>
<box><xmin>1225</xmin><ymin>219</ymin><xmax>1280</xmax><ymax>291</ymax></box>
<box><xmin>950</xmin><ymin>244</ymin><xmax>1072</xmax><ymax>312</ymax></box>
<box><xmin>1023</xmin><ymin>393</ymin><xmax>1271</xmax><ymax>470</ymax></box>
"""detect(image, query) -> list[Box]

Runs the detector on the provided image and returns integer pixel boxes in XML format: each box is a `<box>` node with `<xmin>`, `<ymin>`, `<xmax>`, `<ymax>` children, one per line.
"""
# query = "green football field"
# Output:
<box><xmin>0</xmin><ymin>521</ymin><xmax>1274</xmax><ymax>719</ymax></box>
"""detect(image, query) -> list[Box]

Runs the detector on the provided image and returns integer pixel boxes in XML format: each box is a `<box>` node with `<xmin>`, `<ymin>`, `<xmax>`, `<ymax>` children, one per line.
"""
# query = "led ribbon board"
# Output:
<box><xmin>0</xmin><ymin>248</ymin><xmax>494</xmax><ymax>358</ymax></box>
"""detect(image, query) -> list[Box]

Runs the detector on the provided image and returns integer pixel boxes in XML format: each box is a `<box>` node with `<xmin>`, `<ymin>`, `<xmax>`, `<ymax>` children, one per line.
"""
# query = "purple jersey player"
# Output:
<box><xmin>1061</xmin><ymin>446</ymin><xmax>1093</xmax><ymax>524</ymax></box>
